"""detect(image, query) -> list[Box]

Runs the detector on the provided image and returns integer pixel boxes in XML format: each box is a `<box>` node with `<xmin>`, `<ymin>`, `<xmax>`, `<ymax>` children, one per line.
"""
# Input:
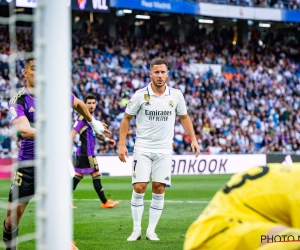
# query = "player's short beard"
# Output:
<box><xmin>152</xmin><ymin>79</ymin><xmax>167</xmax><ymax>88</ymax></box>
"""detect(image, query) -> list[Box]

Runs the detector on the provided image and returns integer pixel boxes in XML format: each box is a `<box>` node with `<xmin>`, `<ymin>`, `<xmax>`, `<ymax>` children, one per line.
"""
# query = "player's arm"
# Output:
<box><xmin>71</xmin><ymin>117</ymin><xmax>86</xmax><ymax>153</ymax></box>
<box><xmin>72</xmin><ymin>95</ymin><xmax>110</xmax><ymax>135</ymax></box>
<box><xmin>176</xmin><ymin>91</ymin><xmax>200</xmax><ymax>157</ymax></box>
<box><xmin>118</xmin><ymin>113</ymin><xmax>134</xmax><ymax>162</ymax></box>
<box><xmin>9</xmin><ymin>100</ymin><xmax>35</xmax><ymax>139</ymax></box>
<box><xmin>13</xmin><ymin>116</ymin><xmax>36</xmax><ymax>139</ymax></box>
<box><xmin>179</xmin><ymin>114</ymin><xmax>200</xmax><ymax>157</ymax></box>
<box><xmin>118</xmin><ymin>92</ymin><xmax>139</xmax><ymax>162</ymax></box>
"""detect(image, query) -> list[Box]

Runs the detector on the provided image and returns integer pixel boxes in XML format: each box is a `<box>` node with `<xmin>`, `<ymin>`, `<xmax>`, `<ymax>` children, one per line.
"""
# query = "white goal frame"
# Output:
<box><xmin>35</xmin><ymin>1</ymin><xmax>72</xmax><ymax>249</ymax></box>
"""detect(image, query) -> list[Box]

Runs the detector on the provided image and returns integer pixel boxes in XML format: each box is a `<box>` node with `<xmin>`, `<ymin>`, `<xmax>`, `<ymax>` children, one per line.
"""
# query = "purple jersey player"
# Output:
<box><xmin>71</xmin><ymin>94</ymin><xmax>119</xmax><ymax>209</ymax></box>
<box><xmin>2</xmin><ymin>54</ymin><xmax>109</xmax><ymax>250</ymax></box>
<box><xmin>8</xmin><ymin>88</ymin><xmax>75</xmax><ymax>162</ymax></box>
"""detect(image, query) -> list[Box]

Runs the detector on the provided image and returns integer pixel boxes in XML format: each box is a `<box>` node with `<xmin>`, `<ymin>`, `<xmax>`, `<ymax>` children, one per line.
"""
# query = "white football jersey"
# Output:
<box><xmin>125</xmin><ymin>83</ymin><xmax>187</xmax><ymax>153</ymax></box>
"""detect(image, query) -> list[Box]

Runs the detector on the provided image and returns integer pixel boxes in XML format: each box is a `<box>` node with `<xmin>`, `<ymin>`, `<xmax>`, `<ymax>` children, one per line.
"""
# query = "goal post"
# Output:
<box><xmin>35</xmin><ymin>0</ymin><xmax>72</xmax><ymax>249</ymax></box>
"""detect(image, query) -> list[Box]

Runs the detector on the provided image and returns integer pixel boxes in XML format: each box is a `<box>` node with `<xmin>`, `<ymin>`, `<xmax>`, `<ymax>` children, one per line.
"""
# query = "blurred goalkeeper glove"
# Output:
<box><xmin>88</xmin><ymin>117</ymin><xmax>105</xmax><ymax>134</ymax></box>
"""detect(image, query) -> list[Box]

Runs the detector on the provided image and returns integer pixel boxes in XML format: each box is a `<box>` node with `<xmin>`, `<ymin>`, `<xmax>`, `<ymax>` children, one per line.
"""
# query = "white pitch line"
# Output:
<box><xmin>72</xmin><ymin>199</ymin><xmax>209</xmax><ymax>204</ymax></box>
<box><xmin>0</xmin><ymin>197</ymin><xmax>209</xmax><ymax>204</ymax></box>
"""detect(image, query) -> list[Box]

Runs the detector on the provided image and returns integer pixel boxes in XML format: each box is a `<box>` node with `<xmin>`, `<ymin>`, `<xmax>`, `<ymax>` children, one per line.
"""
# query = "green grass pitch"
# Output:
<box><xmin>0</xmin><ymin>174</ymin><xmax>231</xmax><ymax>249</ymax></box>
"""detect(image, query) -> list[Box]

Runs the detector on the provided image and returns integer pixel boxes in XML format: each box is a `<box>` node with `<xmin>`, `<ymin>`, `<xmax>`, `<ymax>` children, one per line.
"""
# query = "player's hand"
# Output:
<box><xmin>88</xmin><ymin>117</ymin><xmax>105</xmax><ymax>134</ymax></box>
<box><xmin>101</xmin><ymin>122</ymin><xmax>112</xmax><ymax>135</ymax></box>
<box><xmin>107</xmin><ymin>139</ymin><xmax>116</xmax><ymax>147</ymax></box>
<box><xmin>118</xmin><ymin>145</ymin><xmax>129</xmax><ymax>163</ymax></box>
<box><xmin>103</xmin><ymin>126</ymin><xmax>112</xmax><ymax>135</ymax></box>
<box><xmin>191</xmin><ymin>140</ymin><xmax>200</xmax><ymax>158</ymax></box>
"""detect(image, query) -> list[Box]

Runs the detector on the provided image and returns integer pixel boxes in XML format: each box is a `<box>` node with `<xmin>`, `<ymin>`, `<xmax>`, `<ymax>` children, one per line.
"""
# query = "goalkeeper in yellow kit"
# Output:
<box><xmin>184</xmin><ymin>164</ymin><xmax>300</xmax><ymax>250</ymax></box>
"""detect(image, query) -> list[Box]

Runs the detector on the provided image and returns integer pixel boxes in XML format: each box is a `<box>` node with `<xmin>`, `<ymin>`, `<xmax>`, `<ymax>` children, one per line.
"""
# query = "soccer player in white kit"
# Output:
<box><xmin>118</xmin><ymin>58</ymin><xmax>200</xmax><ymax>241</ymax></box>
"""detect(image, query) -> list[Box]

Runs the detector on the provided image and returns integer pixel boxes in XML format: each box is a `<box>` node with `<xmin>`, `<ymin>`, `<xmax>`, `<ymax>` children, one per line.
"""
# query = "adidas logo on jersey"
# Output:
<box><xmin>164</xmin><ymin>177</ymin><xmax>169</xmax><ymax>181</ymax></box>
<box><xmin>29</xmin><ymin>107</ymin><xmax>35</xmax><ymax>112</ymax></box>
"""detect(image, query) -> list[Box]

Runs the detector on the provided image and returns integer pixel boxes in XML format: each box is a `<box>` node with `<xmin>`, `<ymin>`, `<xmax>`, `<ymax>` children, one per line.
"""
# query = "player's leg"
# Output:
<box><xmin>91</xmin><ymin>157</ymin><xmax>119</xmax><ymax>208</ymax></box>
<box><xmin>3</xmin><ymin>203</ymin><xmax>27</xmax><ymax>250</ymax></box>
<box><xmin>72</xmin><ymin>156</ymin><xmax>94</xmax><ymax>208</ymax></box>
<box><xmin>73</xmin><ymin>173</ymin><xmax>84</xmax><ymax>191</ymax></box>
<box><xmin>73</xmin><ymin>156</ymin><xmax>88</xmax><ymax>191</ymax></box>
<box><xmin>91</xmin><ymin>172</ymin><xmax>106</xmax><ymax>204</ymax></box>
<box><xmin>146</xmin><ymin>182</ymin><xmax>165</xmax><ymax>241</ymax></box>
<box><xmin>146</xmin><ymin>152</ymin><xmax>171</xmax><ymax>241</ymax></box>
<box><xmin>128</xmin><ymin>151</ymin><xmax>151</xmax><ymax>241</ymax></box>
<box><xmin>90</xmin><ymin>171</ymin><xmax>119</xmax><ymax>208</ymax></box>
<box><xmin>3</xmin><ymin>166</ymin><xmax>34</xmax><ymax>250</ymax></box>
<box><xmin>127</xmin><ymin>182</ymin><xmax>147</xmax><ymax>241</ymax></box>
<box><xmin>71</xmin><ymin>173</ymin><xmax>84</xmax><ymax>209</ymax></box>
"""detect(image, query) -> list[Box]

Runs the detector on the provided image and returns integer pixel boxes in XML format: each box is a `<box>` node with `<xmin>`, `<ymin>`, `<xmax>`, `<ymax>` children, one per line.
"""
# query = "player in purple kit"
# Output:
<box><xmin>71</xmin><ymin>94</ymin><xmax>119</xmax><ymax>209</ymax></box>
<box><xmin>2</xmin><ymin>55</ymin><xmax>108</xmax><ymax>250</ymax></box>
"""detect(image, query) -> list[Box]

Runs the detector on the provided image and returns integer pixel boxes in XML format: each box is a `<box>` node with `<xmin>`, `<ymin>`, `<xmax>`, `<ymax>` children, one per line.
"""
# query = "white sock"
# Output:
<box><xmin>131</xmin><ymin>190</ymin><xmax>145</xmax><ymax>232</ymax></box>
<box><xmin>147</xmin><ymin>193</ymin><xmax>165</xmax><ymax>233</ymax></box>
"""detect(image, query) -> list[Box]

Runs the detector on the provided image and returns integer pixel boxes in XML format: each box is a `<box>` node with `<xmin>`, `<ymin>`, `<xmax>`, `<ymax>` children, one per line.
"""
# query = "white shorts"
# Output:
<box><xmin>132</xmin><ymin>151</ymin><xmax>172</xmax><ymax>187</ymax></box>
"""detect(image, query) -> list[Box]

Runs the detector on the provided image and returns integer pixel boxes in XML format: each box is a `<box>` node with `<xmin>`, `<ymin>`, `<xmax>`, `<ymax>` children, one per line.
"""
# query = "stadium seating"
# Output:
<box><xmin>0</xmin><ymin>25</ymin><xmax>300</xmax><ymax>155</ymax></box>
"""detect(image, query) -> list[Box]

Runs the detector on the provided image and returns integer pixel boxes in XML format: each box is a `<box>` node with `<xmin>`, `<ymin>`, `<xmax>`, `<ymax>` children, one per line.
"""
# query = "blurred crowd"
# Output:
<box><xmin>0</xmin><ymin>22</ymin><xmax>300</xmax><ymax>156</ymax></box>
<box><xmin>188</xmin><ymin>0</ymin><xmax>300</xmax><ymax>9</ymax></box>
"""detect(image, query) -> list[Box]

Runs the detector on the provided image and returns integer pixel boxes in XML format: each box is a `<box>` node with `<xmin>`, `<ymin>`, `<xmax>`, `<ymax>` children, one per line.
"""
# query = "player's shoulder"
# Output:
<box><xmin>135</xmin><ymin>87</ymin><xmax>148</xmax><ymax>95</ymax></box>
<box><xmin>9</xmin><ymin>87</ymin><xmax>26</xmax><ymax>106</ymax></box>
<box><xmin>169</xmin><ymin>87</ymin><xmax>182</xmax><ymax>93</ymax></box>
<box><xmin>130</xmin><ymin>87</ymin><xmax>148</xmax><ymax>100</ymax></box>
<box><xmin>169</xmin><ymin>87</ymin><xmax>184</xmax><ymax>98</ymax></box>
